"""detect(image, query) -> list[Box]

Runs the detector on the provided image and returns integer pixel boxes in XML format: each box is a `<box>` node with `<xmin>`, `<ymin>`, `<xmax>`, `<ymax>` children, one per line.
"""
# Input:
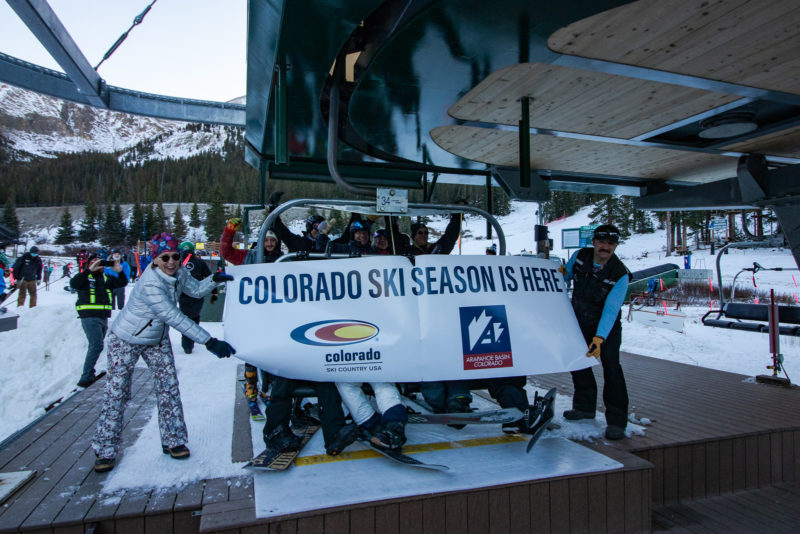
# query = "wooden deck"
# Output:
<box><xmin>0</xmin><ymin>353</ymin><xmax>799</xmax><ymax>533</ymax></box>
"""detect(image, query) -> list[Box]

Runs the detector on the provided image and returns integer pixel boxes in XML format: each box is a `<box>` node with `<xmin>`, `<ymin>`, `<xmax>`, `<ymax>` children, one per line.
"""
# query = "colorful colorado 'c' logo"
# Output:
<box><xmin>290</xmin><ymin>320</ymin><xmax>379</xmax><ymax>346</ymax></box>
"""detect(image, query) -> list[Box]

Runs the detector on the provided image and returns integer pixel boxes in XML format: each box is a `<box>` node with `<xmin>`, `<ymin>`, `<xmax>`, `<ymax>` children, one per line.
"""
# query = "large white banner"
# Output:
<box><xmin>223</xmin><ymin>255</ymin><xmax>593</xmax><ymax>382</ymax></box>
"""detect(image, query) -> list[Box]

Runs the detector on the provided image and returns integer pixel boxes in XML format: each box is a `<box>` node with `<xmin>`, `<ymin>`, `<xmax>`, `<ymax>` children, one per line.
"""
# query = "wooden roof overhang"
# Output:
<box><xmin>239</xmin><ymin>0</ymin><xmax>800</xmax><ymax>212</ymax></box>
<box><xmin>427</xmin><ymin>0</ymin><xmax>800</xmax><ymax>206</ymax></box>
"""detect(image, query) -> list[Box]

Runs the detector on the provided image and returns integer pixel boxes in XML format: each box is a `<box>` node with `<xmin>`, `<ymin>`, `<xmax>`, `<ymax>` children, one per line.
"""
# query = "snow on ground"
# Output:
<box><xmin>1</xmin><ymin>200</ymin><xmax>798</xmax><ymax>492</ymax></box>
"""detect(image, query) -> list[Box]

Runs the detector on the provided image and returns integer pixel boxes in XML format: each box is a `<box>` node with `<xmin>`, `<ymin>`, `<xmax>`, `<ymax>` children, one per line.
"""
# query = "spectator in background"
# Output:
<box><xmin>177</xmin><ymin>241</ymin><xmax>212</xmax><ymax>354</ymax></box>
<box><xmin>76</xmin><ymin>246</ymin><xmax>90</xmax><ymax>273</ymax></box>
<box><xmin>71</xmin><ymin>250</ymin><xmax>128</xmax><ymax>388</ymax></box>
<box><xmin>0</xmin><ymin>264</ymin><xmax>6</xmax><ymax>302</ymax></box>
<box><xmin>105</xmin><ymin>248</ymin><xmax>131</xmax><ymax>310</ymax></box>
<box><xmin>12</xmin><ymin>246</ymin><xmax>43</xmax><ymax>308</ymax></box>
<box><xmin>486</xmin><ymin>243</ymin><xmax>497</xmax><ymax>255</ymax></box>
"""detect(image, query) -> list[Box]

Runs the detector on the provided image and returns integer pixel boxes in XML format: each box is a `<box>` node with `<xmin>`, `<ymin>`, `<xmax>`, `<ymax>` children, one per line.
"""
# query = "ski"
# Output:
<box><xmin>358</xmin><ymin>439</ymin><xmax>449</xmax><ymax>471</ymax></box>
<box><xmin>407</xmin><ymin>407</ymin><xmax>523</xmax><ymax>426</ymax></box>
<box><xmin>240</xmin><ymin>381</ymin><xmax>265</xmax><ymax>421</ymax></box>
<box><xmin>244</xmin><ymin>423</ymin><xmax>319</xmax><ymax>471</ymax></box>
<box><xmin>526</xmin><ymin>388</ymin><xmax>557</xmax><ymax>453</ymax></box>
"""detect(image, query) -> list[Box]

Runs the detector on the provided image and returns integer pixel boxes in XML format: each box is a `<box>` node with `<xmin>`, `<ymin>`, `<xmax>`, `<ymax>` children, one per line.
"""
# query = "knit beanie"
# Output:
<box><xmin>150</xmin><ymin>233</ymin><xmax>179</xmax><ymax>257</ymax></box>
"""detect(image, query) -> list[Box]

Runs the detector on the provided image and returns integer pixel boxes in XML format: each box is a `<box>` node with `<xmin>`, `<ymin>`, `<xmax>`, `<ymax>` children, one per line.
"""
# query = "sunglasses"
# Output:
<box><xmin>159</xmin><ymin>253</ymin><xmax>181</xmax><ymax>262</ymax></box>
<box><xmin>594</xmin><ymin>231</ymin><xmax>620</xmax><ymax>243</ymax></box>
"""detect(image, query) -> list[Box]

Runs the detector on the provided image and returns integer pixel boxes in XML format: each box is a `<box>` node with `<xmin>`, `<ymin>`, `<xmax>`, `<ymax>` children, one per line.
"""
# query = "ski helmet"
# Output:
<box><xmin>350</xmin><ymin>220</ymin><xmax>367</xmax><ymax>233</ymax></box>
<box><xmin>306</xmin><ymin>215</ymin><xmax>324</xmax><ymax>232</ymax></box>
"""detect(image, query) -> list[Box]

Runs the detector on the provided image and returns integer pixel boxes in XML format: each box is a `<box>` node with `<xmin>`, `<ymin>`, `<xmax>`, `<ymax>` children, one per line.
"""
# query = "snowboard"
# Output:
<box><xmin>358</xmin><ymin>439</ymin><xmax>449</xmax><ymax>471</ymax></box>
<box><xmin>407</xmin><ymin>407</ymin><xmax>523</xmax><ymax>426</ymax></box>
<box><xmin>240</xmin><ymin>381</ymin><xmax>265</xmax><ymax>421</ymax></box>
<box><xmin>526</xmin><ymin>387</ymin><xmax>557</xmax><ymax>453</ymax></box>
<box><xmin>244</xmin><ymin>423</ymin><xmax>319</xmax><ymax>471</ymax></box>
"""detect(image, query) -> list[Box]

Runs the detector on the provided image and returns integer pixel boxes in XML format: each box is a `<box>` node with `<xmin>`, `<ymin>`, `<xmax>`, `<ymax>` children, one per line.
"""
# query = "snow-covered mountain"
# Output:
<box><xmin>0</xmin><ymin>82</ymin><xmax>242</xmax><ymax>161</ymax></box>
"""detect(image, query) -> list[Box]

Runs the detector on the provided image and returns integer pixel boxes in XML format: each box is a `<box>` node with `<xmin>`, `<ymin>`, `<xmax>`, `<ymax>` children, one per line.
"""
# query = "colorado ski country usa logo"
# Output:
<box><xmin>459</xmin><ymin>305</ymin><xmax>513</xmax><ymax>370</ymax></box>
<box><xmin>290</xmin><ymin>319</ymin><xmax>379</xmax><ymax>346</ymax></box>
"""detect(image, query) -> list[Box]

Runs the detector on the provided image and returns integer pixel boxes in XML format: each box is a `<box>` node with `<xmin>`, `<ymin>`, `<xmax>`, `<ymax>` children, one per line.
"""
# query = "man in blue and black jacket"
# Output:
<box><xmin>71</xmin><ymin>251</ymin><xmax>128</xmax><ymax>388</ymax></box>
<box><xmin>560</xmin><ymin>224</ymin><xmax>631</xmax><ymax>440</ymax></box>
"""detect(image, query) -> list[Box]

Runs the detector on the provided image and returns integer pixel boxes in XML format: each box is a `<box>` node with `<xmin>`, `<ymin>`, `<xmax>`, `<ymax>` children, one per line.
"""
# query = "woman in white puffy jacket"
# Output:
<box><xmin>91</xmin><ymin>233</ymin><xmax>235</xmax><ymax>473</ymax></box>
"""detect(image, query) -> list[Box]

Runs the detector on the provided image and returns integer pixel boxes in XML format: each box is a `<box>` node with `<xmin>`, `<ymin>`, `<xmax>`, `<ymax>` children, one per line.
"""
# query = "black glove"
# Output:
<box><xmin>210</xmin><ymin>293</ymin><xmax>219</xmax><ymax>304</ymax></box>
<box><xmin>212</xmin><ymin>272</ymin><xmax>234</xmax><ymax>283</ymax></box>
<box><xmin>206</xmin><ymin>337</ymin><xmax>236</xmax><ymax>358</ymax></box>
<box><xmin>268</xmin><ymin>191</ymin><xmax>285</xmax><ymax>209</ymax></box>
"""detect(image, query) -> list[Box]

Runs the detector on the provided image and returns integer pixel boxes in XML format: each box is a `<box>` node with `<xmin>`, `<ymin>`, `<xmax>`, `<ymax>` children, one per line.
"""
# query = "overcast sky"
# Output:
<box><xmin>0</xmin><ymin>0</ymin><xmax>246</xmax><ymax>102</ymax></box>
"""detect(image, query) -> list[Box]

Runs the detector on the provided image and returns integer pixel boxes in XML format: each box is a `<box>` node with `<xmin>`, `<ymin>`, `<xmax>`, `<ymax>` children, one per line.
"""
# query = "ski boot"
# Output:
<box><xmin>503</xmin><ymin>390</ymin><xmax>556</xmax><ymax>434</ymax></box>
<box><xmin>369</xmin><ymin>421</ymin><xmax>407</xmax><ymax>451</ymax></box>
<box><xmin>264</xmin><ymin>424</ymin><xmax>302</xmax><ymax>453</ymax></box>
<box><xmin>325</xmin><ymin>423</ymin><xmax>359</xmax><ymax>456</ymax></box>
<box><xmin>446</xmin><ymin>395</ymin><xmax>472</xmax><ymax>429</ymax></box>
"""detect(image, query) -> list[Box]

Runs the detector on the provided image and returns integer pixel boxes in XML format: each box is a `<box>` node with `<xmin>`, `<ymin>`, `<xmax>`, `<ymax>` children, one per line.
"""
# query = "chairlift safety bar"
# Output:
<box><xmin>256</xmin><ymin>198</ymin><xmax>506</xmax><ymax>263</ymax></box>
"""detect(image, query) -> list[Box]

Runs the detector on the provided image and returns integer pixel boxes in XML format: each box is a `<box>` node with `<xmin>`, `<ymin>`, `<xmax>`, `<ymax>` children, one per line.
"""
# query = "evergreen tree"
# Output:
<box><xmin>127</xmin><ymin>203</ymin><xmax>145</xmax><ymax>246</ymax></box>
<box><xmin>2</xmin><ymin>199</ymin><xmax>19</xmax><ymax>235</ymax></box>
<box><xmin>95</xmin><ymin>205</ymin><xmax>105</xmax><ymax>234</ymax></box>
<box><xmin>110</xmin><ymin>204</ymin><xmax>127</xmax><ymax>244</ymax></box>
<box><xmin>99</xmin><ymin>204</ymin><xmax>126</xmax><ymax>245</ymax></box>
<box><xmin>189</xmin><ymin>202</ymin><xmax>201</xmax><ymax>227</ymax></box>
<box><xmin>143</xmin><ymin>204</ymin><xmax>156</xmax><ymax>238</ymax></box>
<box><xmin>54</xmin><ymin>206</ymin><xmax>75</xmax><ymax>244</ymax></box>
<box><xmin>172</xmin><ymin>205</ymin><xmax>188</xmax><ymax>241</ymax></box>
<box><xmin>632</xmin><ymin>206</ymin><xmax>655</xmax><ymax>234</ymax></box>
<box><xmin>156</xmin><ymin>203</ymin><xmax>168</xmax><ymax>234</ymax></box>
<box><xmin>99</xmin><ymin>204</ymin><xmax>113</xmax><ymax>245</ymax></box>
<box><xmin>77</xmin><ymin>198</ymin><xmax>98</xmax><ymax>242</ymax></box>
<box><xmin>204</xmin><ymin>194</ymin><xmax>229</xmax><ymax>240</ymax></box>
<box><xmin>589</xmin><ymin>195</ymin><xmax>630</xmax><ymax>235</ymax></box>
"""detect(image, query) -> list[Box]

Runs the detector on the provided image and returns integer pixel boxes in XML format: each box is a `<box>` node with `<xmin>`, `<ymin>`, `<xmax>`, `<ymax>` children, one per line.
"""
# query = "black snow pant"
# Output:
<box><xmin>178</xmin><ymin>296</ymin><xmax>203</xmax><ymax>353</ymax></box>
<box><xmin>483</xmin><ymin>376</ymin><xmax>529</xmax><ymax>414</ymax></box>
<box><xmin>264</xmin><ymin>377</ymin><xmax>347</xmax><ymax>448</ymax></box>
<box><xmin>569</xmin><ymin>321</ymin><xmax>628</xmax><ymax>429</ymax></box>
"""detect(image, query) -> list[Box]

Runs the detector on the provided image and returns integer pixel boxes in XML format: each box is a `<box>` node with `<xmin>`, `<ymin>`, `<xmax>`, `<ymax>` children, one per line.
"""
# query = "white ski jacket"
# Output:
<box><xmin>110</xmin><ymin>263</ymin><xmax>220</xmax><ymax>346</ymax></box>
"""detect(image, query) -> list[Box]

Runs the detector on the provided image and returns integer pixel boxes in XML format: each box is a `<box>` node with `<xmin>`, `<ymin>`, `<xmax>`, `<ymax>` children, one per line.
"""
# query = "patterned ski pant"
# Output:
<box><xmin>92</xmin><ymin>332</ymin><xmax>188</xmax><ymax>459</ymax></box>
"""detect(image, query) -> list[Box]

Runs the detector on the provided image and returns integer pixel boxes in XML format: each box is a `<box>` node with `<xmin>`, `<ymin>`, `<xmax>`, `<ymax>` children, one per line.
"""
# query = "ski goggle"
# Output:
<box><xmin>593</xmin><ymin>231</ymin><xmax>620</xmax><ymax>243</ymax></box>
<box><xmin>351</xmin><ymin>221</ymin><xmax>366</xmax><ymax>232</ymax></box>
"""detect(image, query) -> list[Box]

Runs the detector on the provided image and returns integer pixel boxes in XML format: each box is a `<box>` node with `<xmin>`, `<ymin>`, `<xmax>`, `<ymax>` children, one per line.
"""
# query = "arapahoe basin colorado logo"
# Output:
<box><xmin>290</xmin><ymin>320</ymin><xmax>379</xmax><ymax>346</ymax></box>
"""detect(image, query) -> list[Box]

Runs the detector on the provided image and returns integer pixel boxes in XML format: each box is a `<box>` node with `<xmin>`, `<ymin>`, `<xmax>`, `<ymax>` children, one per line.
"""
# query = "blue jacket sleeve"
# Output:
<box><xmin>596</xmin><ymin>275</ymin><xmax>629</xmax><ymax>339</ymax></box>
<box><xmin>564</xmin><ymin>250</ymin><xmax>579</xmax><ymax>280</ymax></box>
<box><xmin>0</xmin><ymin>268</ymin><xmax>5</xmax><ymax>293</ymax></box>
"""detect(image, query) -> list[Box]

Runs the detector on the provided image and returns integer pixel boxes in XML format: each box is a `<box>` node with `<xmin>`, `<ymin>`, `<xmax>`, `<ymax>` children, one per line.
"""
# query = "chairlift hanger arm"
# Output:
<box><xmin>256</xmin><ymin>198</ymin><xmax>506</xmax><ymax>262</ymax></box>
<box><xmin>8</xmin><ymin>0</ymin><xmax>106</xmax><ymax>108</ymax></box>
<box><xmin>715</xmin><ymin>240</ymin><xmax>791</xmax><ymax>305</ymax></box>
